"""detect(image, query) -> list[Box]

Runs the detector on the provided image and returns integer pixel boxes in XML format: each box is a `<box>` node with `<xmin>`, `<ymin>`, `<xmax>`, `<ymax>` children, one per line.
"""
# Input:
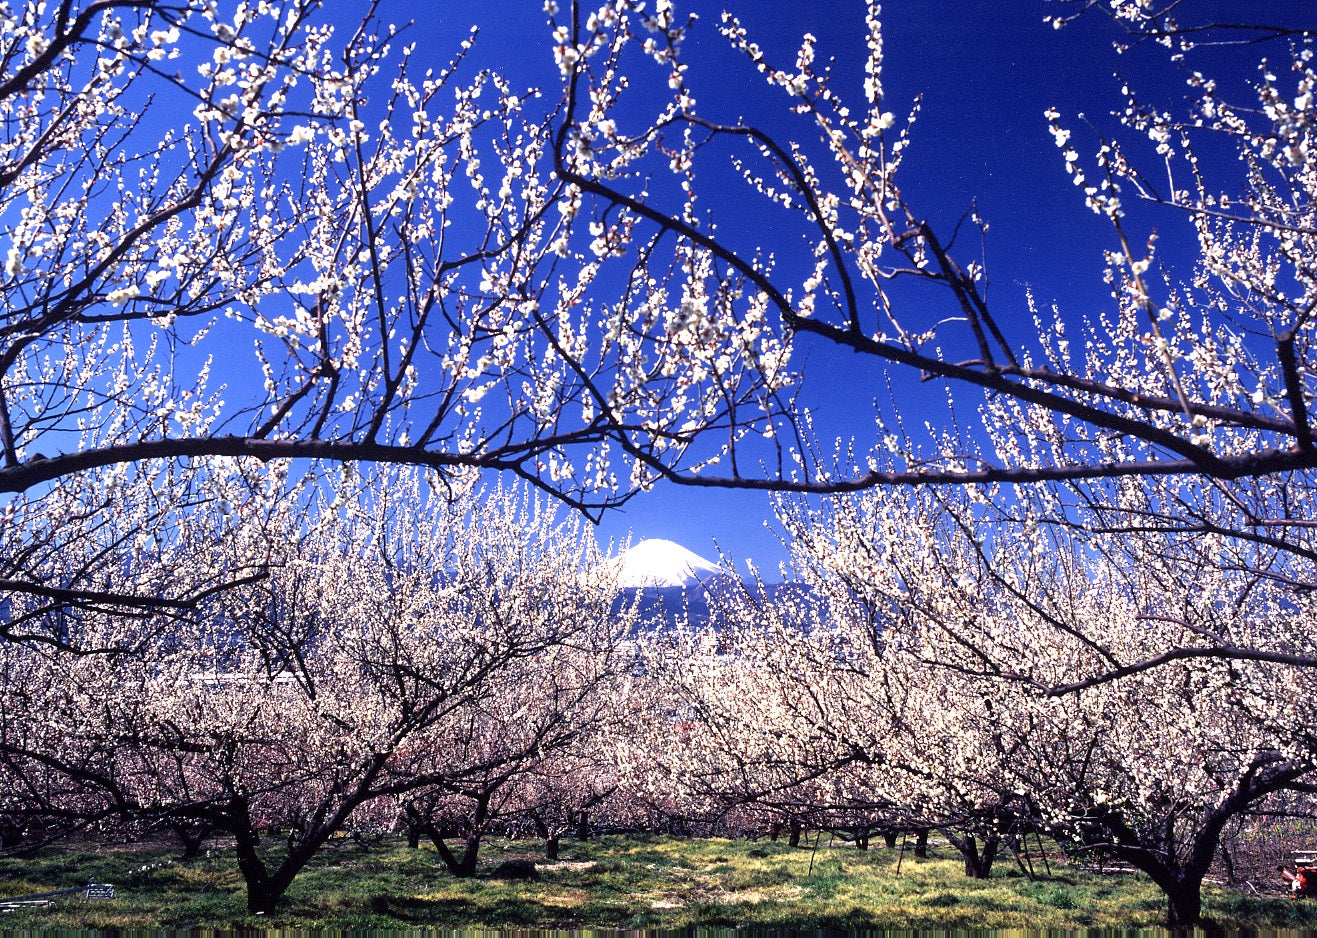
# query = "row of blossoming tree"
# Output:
<box><xmin>1</xmin><ymin>466</ymin><xmax>641</xmax><ymax>911</ymax></box>
<box><xmin>656</xmin><ymin>470</ymin><xmax>1317</xmax><ymax>927</ymax></box>
<box><xmin>2</xmin><ymin>0</ymin><xmax>1311</xmax><ymax>669</ymax></box>
<box><xmin>2</xmin><ymin>0</ymin><xmax>1316</xmax><ymax>927</ymax></box>
<box><xmin>3</xmin><ymin>465</ymin><xmax>1316</xmax><ymax>926</ymax></box>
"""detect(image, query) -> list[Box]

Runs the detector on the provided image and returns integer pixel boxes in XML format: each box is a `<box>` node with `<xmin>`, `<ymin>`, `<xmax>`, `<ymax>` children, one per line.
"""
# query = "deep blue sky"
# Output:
<box><xmin>396</xmin><ymin>0</ymin><xmax>1305</xmax><ymax>572</ymax></box>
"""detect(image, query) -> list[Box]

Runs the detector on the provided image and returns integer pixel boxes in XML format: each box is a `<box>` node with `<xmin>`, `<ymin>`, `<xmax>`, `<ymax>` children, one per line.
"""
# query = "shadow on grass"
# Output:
<box><xmin>6</xmin><ymin>834</ymin><xmax>1317</xmax><ymax>934</ymax></box>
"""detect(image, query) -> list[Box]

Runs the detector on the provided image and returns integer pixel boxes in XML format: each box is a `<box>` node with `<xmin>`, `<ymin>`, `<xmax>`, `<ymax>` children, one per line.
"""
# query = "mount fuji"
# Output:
<box><xmin>610</xmin><ymin>538</ymin><xmax>750</xmax><ymax>631</ymax></box>
<box><xmin>608</xmin><ymin>539</ymin><xmax>806</xmax><ymax>633</ymax></box>
<box><xmin>612</xmin><ymin>538</ymin><xmax>723</xmax><ymax>588</ymax></box>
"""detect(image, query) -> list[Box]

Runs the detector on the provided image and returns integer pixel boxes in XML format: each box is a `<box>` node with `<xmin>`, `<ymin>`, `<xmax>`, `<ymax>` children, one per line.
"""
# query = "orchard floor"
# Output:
<box><xmin>3</xmin><ymin>833</ymin><xmax>1317</xmax><ymax>934</ymax></box>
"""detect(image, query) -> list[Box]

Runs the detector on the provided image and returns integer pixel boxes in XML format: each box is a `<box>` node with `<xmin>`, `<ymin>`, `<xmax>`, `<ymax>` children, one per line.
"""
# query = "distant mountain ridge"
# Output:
<box><xmin>611</xmin><ymin>538</ymin><xmax>723</xmax><ymax>588</ymax></box>
<box><xmin>608</xmin><ymin>538</ymin><xmax>803</xmax><ymax>631</ymax></box>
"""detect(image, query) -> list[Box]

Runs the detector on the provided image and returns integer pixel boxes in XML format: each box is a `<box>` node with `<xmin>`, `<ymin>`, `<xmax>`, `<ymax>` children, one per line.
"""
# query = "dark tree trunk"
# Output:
<box><xmin>1083</xmin><ymin>805</ymin><xmax>1224</xmax><ymax>927</ymax></box>
<box><xmin>430</xmin><ymin>829</ymin><xmax>482</xmax><ymax>877</ymax></box>
<box><xmin>970</xmin><ymin>835</ymin><xmax>1000</xmax><ymax>879</ymax></box>
<box><xmin>172</xmin><ymin>822</ymin><xmax>211</xmax><ymax>859</ymax></box>
<box><xmin>229</xmin><ymin>800</ymin><xmax>311</xmax><ymax>914</ymax></box>
<box><xmin>1083</xmin><ymin>822</ymin><xmax>1214</xmax><ymax>929</ymax></box>
<box><xmin>1122</xmin><ymin>840</ymin><xmax>1213</xmax><ymax>929</ymax></box>
<box><xmin>883</xmin><ymin>829</ymin><xmax>897</xmax><ymax>849</ymax></box>
<box><xmin>1167</xmin><ymin>885</ymin><xmax>1203</xmax><ymax>929</ymax></box>
<box><xmin>788</xmin><ymin>818</ymin><xmax>803</xmax><ymax>848</ymax></box>
<box><xmin>1079</xmin><ymin>758</ymin><xmax>1308</xmax><ymax>929</ymax></box>
<box><xmin>233</xmin><ymin>823</ymin><xmax>271</xmax><ymax>911</ymax></box>
<box><xmin>428</xmin><ymin>790</ymin><xmax>492</xmax><ymax>879</ymax></box>
<box><xmin>1113</xmin><ymin>753</ymin><xmax>1311</xmax><ymax>926</ymax></box>
<box><xmin>575</xmin><ymin>809</ymin><xmax>590</xmax><ymax>841</ymax></box>
<box><xmin>914</xmin><ymin>828</ymin><xmax>928</xmax><ymax>859</ymax></box>
<box><xmin>1219</xmin><ymin>843</ymin><xmax>1237</xmax><ymax>885</ymax></box>
<box><xmin>527</xmin><ymin>811</ymin><xmax>561</xmax><ymax>860</ymax></box>
<box><xmin>949</xmin><ymin>832</ymin><xmax>1000</xmax><ymax>879</ymax></box>
<box><xmin>1154</xmin><ymin>872</ymin><xmax>1205</xmax><ymax>929</ymax></box>
<box><xmin>402</xmin><ymin>804</ymin><xmax>424</xmax><ymax>849</ymax></box>
<box><xmin>769</xmin><ymin>822</ymin><xmax>781</xmax><ymax>842</ymax></box>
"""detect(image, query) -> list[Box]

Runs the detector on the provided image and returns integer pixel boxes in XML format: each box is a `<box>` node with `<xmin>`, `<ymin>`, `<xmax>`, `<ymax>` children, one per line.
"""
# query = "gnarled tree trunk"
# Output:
<box><xmin>229</xmin><ymin>799</ymin><xmax>317</xmax><ymax>914</ymax></box>
<box><xmin>424</xmin><ymin>790</ymin><xmax>493</xmax><ymax>879</ymax></box>
<box><xmin>945</xmin><ymin>830</ymin><xmax>1000</xmax><ymax>879</ymax></box>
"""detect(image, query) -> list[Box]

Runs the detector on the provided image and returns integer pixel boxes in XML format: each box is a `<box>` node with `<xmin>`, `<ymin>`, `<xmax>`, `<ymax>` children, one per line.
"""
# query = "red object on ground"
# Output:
<box><xmin>1282</xmin><ymin>867</ymin><xmax>1317</xmax><ymax>898</ymax></box>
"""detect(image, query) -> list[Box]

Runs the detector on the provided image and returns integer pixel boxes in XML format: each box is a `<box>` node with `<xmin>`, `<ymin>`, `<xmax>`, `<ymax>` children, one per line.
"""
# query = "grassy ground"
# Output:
<box><xmin>2</xmin><ymin>833</ymin><xmax>1316</xmax><ymax>932</ymax></box>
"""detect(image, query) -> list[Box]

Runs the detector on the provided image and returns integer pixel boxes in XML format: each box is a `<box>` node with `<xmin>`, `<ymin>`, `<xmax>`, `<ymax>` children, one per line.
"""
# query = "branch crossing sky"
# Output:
<box><xmin>394</xmin><ymin>0</ymin><xmax>1309</xmax><ymax>573</ymax></box>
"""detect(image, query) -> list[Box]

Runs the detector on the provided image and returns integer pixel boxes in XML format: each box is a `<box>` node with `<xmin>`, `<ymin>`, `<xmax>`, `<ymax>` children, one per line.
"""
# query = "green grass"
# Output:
<box><xmin>2</xmin><ymin>833</ymin><xmax>1316</xmax><ymax>932</ymax></box>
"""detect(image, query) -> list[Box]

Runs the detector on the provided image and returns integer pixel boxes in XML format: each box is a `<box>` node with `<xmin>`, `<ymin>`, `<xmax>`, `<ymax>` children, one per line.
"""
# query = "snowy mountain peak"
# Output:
<box><xmin>612</xmin><ymin>538</ymin><xmax>722</xmax><ymax>589</ymax></box>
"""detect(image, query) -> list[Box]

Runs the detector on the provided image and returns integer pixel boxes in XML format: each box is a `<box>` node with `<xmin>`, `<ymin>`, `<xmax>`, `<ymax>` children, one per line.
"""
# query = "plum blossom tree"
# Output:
<box><xmin>388</xmin><ymin>605</ymin><xmax>630</xmax><ymax>878</ymax></box>
<box><xmin>779</xmin><ymin>482</ymin><xmax>1317</xmax><ymax>924</ymax></box>
<box><xmin>509</xmin><ymin>727</ymin><xmax>624</xmax><ymax>857</ymax></box>
<box><xmin>0</xmin><ymin>0</ymin><xmax>801</xmax><ymax>619</ymax></box>
<box><xmin>1030</xmin><ymin>666</ymin><xmax>1314</xmax><ymax>927</ymax></box>
<box><xmin>6</xmin><ymin>0</ymin><xmax>1314</xmax><ymax>687</ymax></box>
<box><xmin>649</xmin><ymin>565</ymin><xmax>1042</xmax><ymax>878</ymax></box>
<box><xmin>7</xmin><ymin>4</ymin><xmax>1317</xmax><ymax>925</ymax></box>
<box><xmin>0</xmin><ymin>452</ymin><xmax>286</xmax><ymax>653</ymax></box>
<box><xmin>536</xmin><ymin>0</ymin><xmax>1317</xmax><ymax>693</ymax></box>
<box><xmin>0</xmin><ymin>469</ymin><xmax>627</xmax><ymax>910</ymax></box>
<box><xmin>548</xmin><ymin>0</ymin><xmax>1317</xmax><ymax>491</ymax></box>
<box><xmin>0</xmin><ymin>454</ymin><xmax>295</xmax><ymax>849</ymax></box>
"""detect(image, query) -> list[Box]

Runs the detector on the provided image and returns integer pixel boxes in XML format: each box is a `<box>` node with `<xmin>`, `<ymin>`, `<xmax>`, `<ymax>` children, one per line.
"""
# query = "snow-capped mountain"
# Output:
<box><xmin>612</xmin><ymin>538</ymin><xmax>722</xmax><ymax>588</ymax></box>
<box><xmin>608</xmin><ymin>538</ymin><xmax>803</xmax><ymax>633</ymax></box>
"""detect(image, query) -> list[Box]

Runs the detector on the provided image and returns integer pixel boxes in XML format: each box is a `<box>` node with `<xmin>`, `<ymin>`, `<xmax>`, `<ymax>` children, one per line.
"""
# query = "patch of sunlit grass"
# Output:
<box><xmin>2</xmin><ymin>833</ymin><xmax>1316</xmax><ymax>931</ymax></box>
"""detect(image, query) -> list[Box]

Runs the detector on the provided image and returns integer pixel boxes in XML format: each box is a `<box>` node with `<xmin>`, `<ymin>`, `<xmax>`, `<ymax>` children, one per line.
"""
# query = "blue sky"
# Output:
<box><xmin>392</xmin><ymin>0</ymin><xmax>1305</xmax><ymax>572</ymax></box>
